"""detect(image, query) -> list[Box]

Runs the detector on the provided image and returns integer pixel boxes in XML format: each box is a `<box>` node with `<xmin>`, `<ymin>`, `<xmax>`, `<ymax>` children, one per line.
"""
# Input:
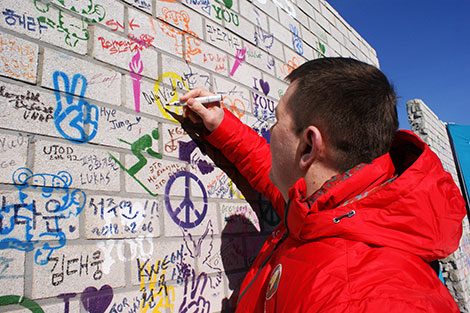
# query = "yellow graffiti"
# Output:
<box><xmin>229</xmin><ymin>178</ymin><xmax>245</xmax><ymax>200</ymax></box>
<box><xmin>153</xmin><ymin>72</ymin><xmax>191</xmax><ymax>122</ymax></box>
<box><xmin>139</xmin><ymin>259</ymin><xmax>175</xmax><ymax>313</ymax></box>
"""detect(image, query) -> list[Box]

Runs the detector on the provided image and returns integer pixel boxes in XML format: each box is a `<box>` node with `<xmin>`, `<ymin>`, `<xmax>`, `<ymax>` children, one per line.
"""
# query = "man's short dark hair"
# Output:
<box><xmin>285</xmin><ymin>57</ymin><xmax>398</xmax><ymax>172</ymax></box>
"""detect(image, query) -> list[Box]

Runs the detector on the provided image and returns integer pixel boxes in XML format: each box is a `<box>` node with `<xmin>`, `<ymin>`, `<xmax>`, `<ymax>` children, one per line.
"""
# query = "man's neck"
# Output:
<box><xmin>305</xmin><ymin>164</ymin><xmax>340</xmax><ymax>198</ymax></box>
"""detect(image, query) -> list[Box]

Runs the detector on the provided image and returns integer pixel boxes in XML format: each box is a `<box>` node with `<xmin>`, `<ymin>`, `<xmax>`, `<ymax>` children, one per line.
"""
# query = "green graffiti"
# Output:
<box><xmin>223</xmin><ymin>0</ymin><xmax>233</xmax><ymax>9</ymax></box>
<box><xmin>0</xmin><ymin>295</ymin><xmax>45</xmax><ymax>313</ymax></box>
<box><xmin>316</xmin><ymin>41</ymin><xmax>326</xmax><ymax>58</ymax></box>
<box><xmin>33</xmin><ymin>0</ymin><xmax>106</xmax><ymax>47</ymax></box>
<box><xmin>109</xmin><ymin>129</ymin><xmax>162</xmax><ymax>197</ymax></box>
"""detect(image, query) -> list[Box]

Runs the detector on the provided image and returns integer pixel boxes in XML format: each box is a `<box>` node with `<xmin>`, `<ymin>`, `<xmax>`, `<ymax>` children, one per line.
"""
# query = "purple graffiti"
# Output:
<box><xmin>165</xmin><ymin>171</ymin><xmax>208</xmax><ymax>229</ymax></box>
<box><xmin>179</xmin><ymin>270</ymin><xmax>210</xmax><ymax>313</ymax></box>
<box><xmin>259</xmin><ymin>79</ymin><xmax>270</xmax><ymax>96</ymax></box>
<box><xmin>81</xmin><ymin>285</ymin><xmax>113</xmax><ymax>313</ymax></box>
<box><xmin>58</xmin><ymin>293</ymin><xmax>77</xmax><ymax>313</ymax></box>
<box><xmin>178</xmin><ymin>140</ymin><xmax>214</xmax><ymax>174</ymax></box>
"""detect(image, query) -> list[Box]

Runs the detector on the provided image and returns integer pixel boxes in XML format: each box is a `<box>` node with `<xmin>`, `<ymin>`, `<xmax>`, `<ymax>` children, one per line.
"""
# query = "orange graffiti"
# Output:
<box><xmin>0</xmin><ymin>35</ymin><xmax>37</xmax><ymax>82</ymax></box>
<box><xmin>203</xmin><ymin>53</ymin><xmax>226</xmax><ymax>73</ymax></box>
<box><xmin>280</xmin><ymin>56</ymin><xmax>300</xmax><ymax>76</ymax></box>
<box><xmin>222</xmin><ymin>96</ymin><xmax>246</xmax><ymax>120</ymax></box>
<box><xmin>158</xmin><ymin>7</ymin><xmax>201</xmax><ymax>62</ymax></box>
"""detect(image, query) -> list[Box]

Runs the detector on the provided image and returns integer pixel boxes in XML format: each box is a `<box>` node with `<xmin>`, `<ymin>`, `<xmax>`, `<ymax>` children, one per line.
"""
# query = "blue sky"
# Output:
<box><xmin>326</xmin><ymin>0</ymin><xmax>470</xmax><ymax>130</ymax></box>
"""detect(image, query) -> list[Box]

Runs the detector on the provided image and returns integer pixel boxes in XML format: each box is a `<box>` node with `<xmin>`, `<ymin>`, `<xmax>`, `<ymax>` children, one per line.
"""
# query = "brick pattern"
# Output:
<box><xmin>0</xmin><ymin>0</ymin><xmax>382</xmax><ymax>312</ymax></box>
<box><xmin>407</xmin><ymin>99</ymin><xmax>470</xmax><ymax>313</ymax></box>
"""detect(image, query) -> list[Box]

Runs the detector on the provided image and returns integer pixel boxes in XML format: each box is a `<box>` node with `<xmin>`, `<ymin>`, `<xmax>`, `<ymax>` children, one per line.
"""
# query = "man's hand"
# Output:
<box><xmin>181</xmin><ymin>88</ymin><xmax>224</xmax><ymax>132</ymax></box>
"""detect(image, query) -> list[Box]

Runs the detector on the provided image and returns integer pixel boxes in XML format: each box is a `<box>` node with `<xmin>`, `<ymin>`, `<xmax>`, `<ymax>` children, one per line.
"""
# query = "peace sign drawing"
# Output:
<box><xmin>165</xmin><ymin>171</ymin><xmax>208</xmax><ymax>229</ymax></box>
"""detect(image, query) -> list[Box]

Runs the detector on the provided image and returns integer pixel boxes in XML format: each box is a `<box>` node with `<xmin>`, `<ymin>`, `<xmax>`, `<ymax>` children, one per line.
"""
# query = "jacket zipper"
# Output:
<box><xmin>236</xmin><ymin>199</ymin><xmax>292</xmax><ymax>306</ymax></box>
<box><xmin>333</xmin><ymin>210</ymin><xmax>356</xmax><ymax>223</ymax></box>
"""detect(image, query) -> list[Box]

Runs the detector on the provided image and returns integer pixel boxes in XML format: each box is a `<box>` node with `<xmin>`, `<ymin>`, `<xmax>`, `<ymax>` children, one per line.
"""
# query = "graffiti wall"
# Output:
<box><xmin>0</xmin><ymin>0</ymin><xmax>379</xmax><ymax>312</ymax></box>
<box><xmin>407</xmin><ymin>99</ymin><xmax>470</xmax><ymax>313</ymax></box>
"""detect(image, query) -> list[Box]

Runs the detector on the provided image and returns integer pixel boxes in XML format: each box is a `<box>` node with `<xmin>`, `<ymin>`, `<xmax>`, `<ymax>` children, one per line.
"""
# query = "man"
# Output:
<box><xmin>180</xmin><ymin>57</ymin><xmax>466</xmax><ymax>312</ymax></box>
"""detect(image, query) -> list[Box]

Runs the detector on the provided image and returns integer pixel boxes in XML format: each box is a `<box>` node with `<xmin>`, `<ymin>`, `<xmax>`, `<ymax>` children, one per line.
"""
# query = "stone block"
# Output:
<box><xmin>0</xmin><ymin>31</ymin><xmax>38</xmax><ymax>83</ymax></box>
<box><xmin>0</xmin><ymin>0</ymin><xmax>88</xmax><ymax>54</ymax></box>
<box><xmin>123</xmin><ymin>156</ymin><xmax>187</xmax><ymax>197</ymax></box>
<box><xmin>160</xmin><ymin>54</ymin><xmax>212</xmax><ymax>91</ymax></box>
<box><xmin>309</xmin><ymin>18</ymin><xmax>329</xmax><ymax>43</ymax></box>
<box><xmin>240</xmin><ymin>1</ymin><xmax>269</xmax><ymax>32</ymax></box>
<box><xmin>0</xmin><ymin>190</ymin><xmax>81</xmax><ymax>266</ymax></box>
<box><xmin>0</xmin><ymin>249</ymin><xmax>24</xmax><ymax>296</ymax></box>
<box><xmin>245</xmin><ymin>110</ymin><xmax>274</xmax><ymax>144</ymax></box>
<box><xmin>155</xmin><ymin>1</ymin><xmax>204</xmax><ymax>39</ymax></box>
<box><xmin>228</xmin><ymin>15</ymin><xmax>256</xmax><ymax>46</ymax></box>
<box><xmin>41</xmin><ymin>48</ymin><xmax>122</xmax><ymax>106</ymax></box>
<box><xmin>123</xmin><ymin>0</ymin><xmax>152</xmax><ymax>14</ymax></box>
<box><xmin>53</xmin><ymin>0</ymin><xmax>124</xmax><ymax>31</ymax></box>
<box><xmin>0</xmin><ymin>81</ymin><xmax>58</xmax><ymax>137</ymax></box>
<box><xmin>252</xmin><ymin>0</ymin><xmax>279</xmax><ymax>20</ymax></box>
<box><xmin>191</xmin><ymin>166</ymin><xmax>238</xmax><ymax>199</ymax></box>
<box><xmin>243</xmin><ymin>40</ymin><xmax>277</xmax><ymax>78</ymax></box>
<box><xmin>228</xmin><ymin>55</ymin><xmax>262</xmax><ymax>89</ymax></box>
<box><xmin>313</xmin><ymin>7</ymin><xmax>332</xmax><ymax>34</ymax></box>
<box><xmin>31</xmin><ymin>242</ymin><xmax>125</xmax><ymax>298</ymax></box>
<box><xmin>293</xmin><ymin>5</ymin><xmax>310</xmax><ymax>29</ymax></box>
<box><xmin>124</xmin><ymin>75</ymin><xmax>167</xmax><ymax>120</ymax></box>
<box><xmin>0</xmin><ymin>132</ymin><xmax>30</xmax><ymax>183</ymax></box>
<box><xmin>131</xmin><ymin>238</ymin><xmax>193</xmax><ymax>286</ymax></box>
<box><xmin>34</xmin><ymin>140</ymin><xmax>121</xmax><ymax>192</ymax></box>
<box><xmin>220</xmin><ymin>202</ymin><xmax>261</xmax><ymax>234</ymax></box>
<box><xmin>170</xmin><ymin>269</ymin><xmax>226</xmax><ymax>313</ymax></box>
<box><xmin>128</xmin><ymin>8</ymin><xmax>181</xmax><ymax>56</ymax></box>
<box><xmin>250</xmin><ymin>76</ymin><xmax>278</xmax><ymax>113</ymax></box>
<box><xmin>275</xmin><ymin>51</ymin><xmax>302</xmax><ymax>80</ymax></box>
<box><xmin>161</xmin><ymin>123</ymin><xmax>190</xmax><ymax>159</ymax></box>
<box><xmin>85</xmin><ymin>194</ymin><xmax>161</xmax><ymax>239</ymax></box>
<box><xmin>213</xmin><ymin>75</ymin><xmax>252</xmax><ymax>123</ymax></box>
<box><xmin>182</xmin><ymin>0</ymin><xmax>223</xmax><ymax>24</ymax></box>
<box><xmin>268</xmin><ymin>16</ymin><xmax>292</xmax><ymax>50</ymax></box>
<box><xmin>90</xmin><ymin>105</ymin><xmax>159</xmax><ymax>149</ymax></box>
<box><xmin>8</xmin><ymin>299</ymin><xmax>80</xmax><ymax>313</ymax></box>
<box><xmin>104</xmin><ymin>289</ymin><xmax>143</xmax><ymax>313</ymax></box>
<box><xmin>92</xmin><ymin>27</ymin><xmax>159</xmax><ymax>80</ymax></box>
<box><xmin>319</xmin><ymin>1</ymin><xmax>337</xmax><ymax>27</ymax></box>
<box><xmin>164</xmin><ymin>202</ymin><xmax>219</xmax><ymax>237</ymax></box>
<box><xmin>213</xmin><ymin>235</ymin><xmax>246</xmax><ymax>271</ymax></box>
<box><xmin>205</xmin><ymin>21</ymin><xmax>243</xmax><ymax>56</ymax></box>
<box><xmin>189</xmin><ymin>39</ymin><xmax>228</xmax><ymax>76</ymax></box>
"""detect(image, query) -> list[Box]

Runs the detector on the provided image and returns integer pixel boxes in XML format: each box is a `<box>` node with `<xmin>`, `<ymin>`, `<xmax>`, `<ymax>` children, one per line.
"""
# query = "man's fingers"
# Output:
<box><xmin>186</xmin><ymin>98</ymin><xmax>209</xmax><ymax>120</ymax></box>
<box><xmin>180</xmin><ymin>87</ymin><xmax>212</xmax><ymax>102</ymax></box>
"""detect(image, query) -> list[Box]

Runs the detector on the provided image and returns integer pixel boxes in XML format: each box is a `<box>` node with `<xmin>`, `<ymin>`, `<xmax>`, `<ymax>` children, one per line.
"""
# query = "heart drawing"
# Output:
<box><xmin>259</xmin><ymin>79</ymin><xmax>270</xmax><ymax>96</ymax></box>
<box><xmin>81</xmin><ymin>285</ymin><xmax>114</xmax><ymax>313</ymax></box>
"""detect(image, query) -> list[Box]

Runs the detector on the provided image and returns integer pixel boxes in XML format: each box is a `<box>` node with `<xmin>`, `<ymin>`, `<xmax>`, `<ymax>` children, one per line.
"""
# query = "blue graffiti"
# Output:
<box><xmin>0</xmin><ymin>168</ymin><xmax>85</xmax><ymax>265</ymax></box>
<box><xmin>251</xmin><ymin>106</ymin><xmax>274</xmax><ymax>143</ymax></box>
<box><xmin>290</xmin><ymin>24</ymin><xmax>303</xmax><ymax>56</ymax></box>
<box><xmin>53</xmin><ymin>71</ymin><xmax>99</xmax><ymax>143</ymax></box>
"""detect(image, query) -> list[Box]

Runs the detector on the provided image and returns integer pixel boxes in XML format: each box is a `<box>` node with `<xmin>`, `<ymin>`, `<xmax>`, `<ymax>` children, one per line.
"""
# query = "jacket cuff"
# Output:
<box><xmin>205</xmin><ymin>108</ymin><xmax>242</xmax><ymax>150</ymax></box>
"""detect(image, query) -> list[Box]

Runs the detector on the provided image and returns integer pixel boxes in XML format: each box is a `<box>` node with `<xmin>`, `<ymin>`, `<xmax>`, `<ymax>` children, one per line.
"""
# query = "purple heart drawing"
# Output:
<box><xmin>81</xmin><ymin>285</ymin><xmax>113</xmax><ymax>313</ymax></box>
<box><xmin>259</xmin><ymin>79</ymin><xmax>270</xmax><ymax>96</ymax></box>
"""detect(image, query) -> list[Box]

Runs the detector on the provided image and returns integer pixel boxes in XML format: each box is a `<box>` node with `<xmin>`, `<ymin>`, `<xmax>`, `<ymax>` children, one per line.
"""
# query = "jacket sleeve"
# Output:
<box><xmin>205</xmin><ymin>108</ymin><xmax>285</xmax><ymax>216</ymax></box>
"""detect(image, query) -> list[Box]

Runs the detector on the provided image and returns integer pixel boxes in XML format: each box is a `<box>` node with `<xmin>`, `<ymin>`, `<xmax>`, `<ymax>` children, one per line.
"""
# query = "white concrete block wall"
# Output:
<box><xmin>0</xmin><ymin>0</ymin><xmax>379</xmax><ymax>312</ymax></box>
<box><xmin>407</xmin><ymin>99</ymin><xmax>470</xmax><ymax>313</ymax></box>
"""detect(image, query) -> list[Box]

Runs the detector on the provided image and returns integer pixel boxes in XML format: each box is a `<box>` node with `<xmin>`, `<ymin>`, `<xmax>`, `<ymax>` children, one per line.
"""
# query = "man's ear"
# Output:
<box><xmin>299</xmin><ymin>126</ymin><xmax>325</xmax><ymax>170</ymax></box>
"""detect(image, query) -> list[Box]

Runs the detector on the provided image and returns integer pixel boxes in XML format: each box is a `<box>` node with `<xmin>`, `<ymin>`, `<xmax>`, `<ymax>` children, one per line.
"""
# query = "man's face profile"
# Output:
<box><xmin>268</xmin><ymin>82</ymin><xmax>302</xmax><ymax>200</ymax></box>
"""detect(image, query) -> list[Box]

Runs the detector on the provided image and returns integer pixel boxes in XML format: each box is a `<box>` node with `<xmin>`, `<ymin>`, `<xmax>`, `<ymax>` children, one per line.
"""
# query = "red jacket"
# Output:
<box><xmin>206</xmin><ymin>109</ymin><xmax>466</xmax><ymax>313</ymax></box>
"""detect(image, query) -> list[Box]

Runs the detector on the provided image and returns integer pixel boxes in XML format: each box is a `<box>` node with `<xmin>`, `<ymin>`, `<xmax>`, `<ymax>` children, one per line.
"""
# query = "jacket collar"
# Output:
<box><xmin>286</xmin><ymin>150</ymin><xmax>396</xmax><ymax>239</ymax></box>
